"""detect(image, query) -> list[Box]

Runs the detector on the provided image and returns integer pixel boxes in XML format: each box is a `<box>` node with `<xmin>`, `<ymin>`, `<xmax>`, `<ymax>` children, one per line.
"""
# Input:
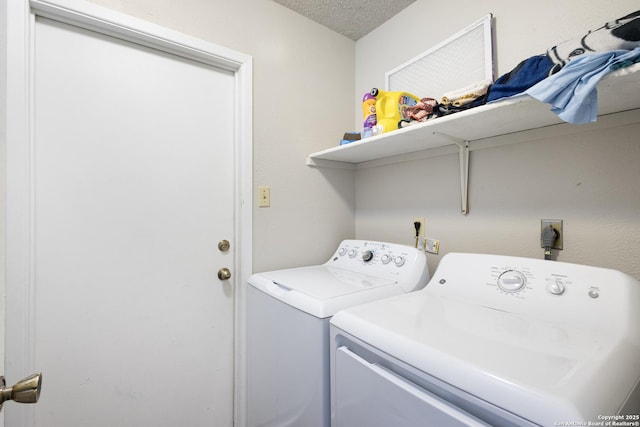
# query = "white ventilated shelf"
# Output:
<box><xmin>307</xmin><ymin>63</ymin><xmax>640</xmax><ymax>167</ymax></box>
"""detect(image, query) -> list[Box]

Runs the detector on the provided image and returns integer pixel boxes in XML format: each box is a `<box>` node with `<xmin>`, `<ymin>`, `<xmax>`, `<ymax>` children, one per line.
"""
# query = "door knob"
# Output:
<box><xmin>218</xmin><ymin>268</ymin><xmax>232</xmax><ymax>281</ymax></box>
<box><xmin>0</xmin><ymin>373</ymin><xmax>43</xmax><ymax>412</ymax></box>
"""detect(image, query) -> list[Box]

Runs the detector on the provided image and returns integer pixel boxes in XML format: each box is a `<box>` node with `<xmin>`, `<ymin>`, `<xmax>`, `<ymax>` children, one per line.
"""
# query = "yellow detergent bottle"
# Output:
<box><xmin>371</xmin><ymin>88</ymin><xmax>420</xmax><ymax>133</ymax></box>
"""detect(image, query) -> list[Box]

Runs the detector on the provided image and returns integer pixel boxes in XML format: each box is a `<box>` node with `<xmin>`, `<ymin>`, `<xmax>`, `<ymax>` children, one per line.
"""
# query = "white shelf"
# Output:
<box><xmin>307</xmin><ymin>63</ymin><xmax>640</xmax><ymax>167</ymax></box>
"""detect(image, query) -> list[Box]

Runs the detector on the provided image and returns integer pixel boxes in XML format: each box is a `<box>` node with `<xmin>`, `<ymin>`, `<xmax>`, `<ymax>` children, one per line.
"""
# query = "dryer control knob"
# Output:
<box><xmin>547</xmin><ymin>279</ymin><xmax>566</xmax><ymax>295</ymax></box>
<box><xmin>362</xmin><ymin>250</ymin><xmax>374</xmax><ymax>262</ymax></box>
<box><xmin>497</xmin><ymin>270</ymin><xmax>527</xmax><ymax>293</ymax></box>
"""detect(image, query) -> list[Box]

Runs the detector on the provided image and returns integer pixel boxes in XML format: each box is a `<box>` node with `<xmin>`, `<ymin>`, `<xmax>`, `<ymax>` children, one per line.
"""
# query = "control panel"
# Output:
<box><xmin>427</xmin><ymin>252</ymin><xmax>640</xmax><ymax>325</ymax></box>
<box><xmin>489</xmin><ymin>261</ymin><xmax>605</xmax><ymax>301</ymax></box>
<box><xmin>326</xmin><ymin>240</ymin><xmax>430</xmax><ymax>293</ymax></box>
<box><xmin>490</xmin><ymin>264</ymin><xmax>586</xmax><ymax>299</ymax></box>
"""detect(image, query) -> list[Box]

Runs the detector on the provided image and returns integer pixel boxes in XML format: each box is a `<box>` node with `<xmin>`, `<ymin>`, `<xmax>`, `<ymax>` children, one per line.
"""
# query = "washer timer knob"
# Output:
<box><xmin>497</xmin><ymin>270</ymin><xmax>527</xmax><ymax>293</ymax></box>
<box><xmin>362</xmin><ymin>250</ymin><xmax>374</xmax><ymax>262</ymax></box>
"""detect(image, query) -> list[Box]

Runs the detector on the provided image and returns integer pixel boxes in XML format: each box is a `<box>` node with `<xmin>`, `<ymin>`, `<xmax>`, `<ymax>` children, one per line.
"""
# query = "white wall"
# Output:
<box><xmin>83</xmin><ymin>0</ymin><xmax>357</xmax><ymax>272</ymax></box>
<box><xmin>354</xmin><ymin>0</ymin><xmax>640</xmax><ymax>279</ymax></box>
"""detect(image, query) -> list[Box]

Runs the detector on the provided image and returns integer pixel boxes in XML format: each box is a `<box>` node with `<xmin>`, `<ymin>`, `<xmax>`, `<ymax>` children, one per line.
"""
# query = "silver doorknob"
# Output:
<box><xmin>218</xmin><ymin>268</ymin><xmax>232</xmax><ymax>281</ymax></box>
<box><xmin>0</xmin><ymin>373</ymin><xmax>42</xmax><ymax>412</ymax></box>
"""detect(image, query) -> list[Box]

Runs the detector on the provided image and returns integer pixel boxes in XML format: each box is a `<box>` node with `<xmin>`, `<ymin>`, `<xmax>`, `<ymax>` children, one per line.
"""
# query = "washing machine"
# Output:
<box><xmin>330</xmin><ymin>252</ymin><xmax>640</xmax><ymax>427</ymax></box>
<box><xmin>246</xmin><ymin>239</ymin><xmax>430</xmax><ymax>427</ymax></box>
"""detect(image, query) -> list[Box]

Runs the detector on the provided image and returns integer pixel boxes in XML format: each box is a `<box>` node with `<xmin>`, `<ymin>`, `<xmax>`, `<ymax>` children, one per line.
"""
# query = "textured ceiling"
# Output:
<box><xmin>273</xmin><ymin>0</ymin><xmax>416</xmax><ymax>40</ymax></box>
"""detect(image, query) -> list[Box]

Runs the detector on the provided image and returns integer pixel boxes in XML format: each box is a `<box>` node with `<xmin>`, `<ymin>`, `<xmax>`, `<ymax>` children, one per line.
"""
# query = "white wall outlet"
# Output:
<box><xmin>258</xmin><ymin>186</ymin><xmax>270</xmax><ymax>208</ymax></box>
<box><xmin>425</xmin><ymin>238</ymin><xmax>440</xmax><ymax>254</ymax></box>
<box><xmin>412</xmin><ymin>217</ymin><xmax>425</xmax><ymax>238</ymax></box>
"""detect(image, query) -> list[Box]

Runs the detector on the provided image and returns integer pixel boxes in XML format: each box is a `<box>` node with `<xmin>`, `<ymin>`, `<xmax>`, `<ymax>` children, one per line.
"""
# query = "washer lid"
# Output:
<box><xmin>262</xmin><ymin>265</ymin><xmax>397</xmax><ymax>298</ymax></box>
<box><xmin>249</xmin><ymin>265</ymin><xmax>400</xmax><ymax>318</ymax></box>
<box><xmin>331</xmin><ymin>291</ymin><xmax>640</xmax><ymax>426</ymax></box>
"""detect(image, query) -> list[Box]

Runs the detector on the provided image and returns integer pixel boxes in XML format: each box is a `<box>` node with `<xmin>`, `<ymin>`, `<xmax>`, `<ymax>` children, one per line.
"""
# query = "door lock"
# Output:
<box><xmin>218</xmin><ymin>240</ymin><xmax>230</xmax><ymax>252</ymax></box>
<box><xmin>0</xmin><ymin>372</ymin><xmax>43</xmax><ymax>412</ymax></box>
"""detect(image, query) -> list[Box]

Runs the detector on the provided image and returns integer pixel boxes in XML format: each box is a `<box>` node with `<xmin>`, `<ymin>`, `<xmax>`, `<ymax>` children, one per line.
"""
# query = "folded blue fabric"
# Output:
<box><xmin>526</xmin><ymin>47</ymin><xmax>640</xmax><ymax>124</ymax></box>
<box><xmin>486</xmin><ymin>55</ymin><xmax>553</xmax><ymax>102</ymax></box>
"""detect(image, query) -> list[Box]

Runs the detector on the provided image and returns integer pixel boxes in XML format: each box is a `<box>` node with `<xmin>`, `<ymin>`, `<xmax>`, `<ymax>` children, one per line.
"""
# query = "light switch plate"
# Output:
<box><xmin>258</xmin><ymin>186</ymin><xmax>270</xmax><ymax>208</ymax></box>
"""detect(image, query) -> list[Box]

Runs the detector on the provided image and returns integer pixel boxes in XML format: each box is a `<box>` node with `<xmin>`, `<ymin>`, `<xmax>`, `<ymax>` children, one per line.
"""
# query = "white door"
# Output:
<box><xmin>5</xmin><ymin>6</ymin><xmax>251</xmax><ymax>425</ymax></box>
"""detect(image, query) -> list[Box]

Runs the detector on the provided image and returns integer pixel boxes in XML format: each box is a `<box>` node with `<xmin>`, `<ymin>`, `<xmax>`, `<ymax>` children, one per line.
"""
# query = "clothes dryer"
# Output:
<box><xmin>246</xmin><ymin>240</ymin><xmax>430</xmax><ymax>427</ymax></box>
<box><xmin>331</xmin><ymin>253</ymin><xmax>640</xmax><ymax>427</ymax></box>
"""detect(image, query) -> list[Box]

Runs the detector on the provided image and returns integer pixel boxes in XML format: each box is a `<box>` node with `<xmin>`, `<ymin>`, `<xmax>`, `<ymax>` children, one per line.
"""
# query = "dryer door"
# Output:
<box><xmin>334</xmin><ymin>346</ymin><xmax>490</xmax><ymax>427</ymax></box>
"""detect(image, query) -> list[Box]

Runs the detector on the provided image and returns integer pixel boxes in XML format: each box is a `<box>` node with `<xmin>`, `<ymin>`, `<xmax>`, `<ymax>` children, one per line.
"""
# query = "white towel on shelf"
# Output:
<box><xmin>441</xmin><ymin>79</ymin><xmax>492</xmax><ymax>105</ymax></box>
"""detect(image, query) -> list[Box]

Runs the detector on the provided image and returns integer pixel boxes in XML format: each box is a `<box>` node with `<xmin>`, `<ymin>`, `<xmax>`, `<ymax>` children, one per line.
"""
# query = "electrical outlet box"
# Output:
<box><xmin>540</xmin><ymin>219</ymin><xmax>563</xmax><ymax>250</ymax></box>
<box><xmin>425</xmin><ymin>238</ymin><xmax>440</xmax><ymax>254</ymax></box>
<box><xmin>412</xmin><ymin>217</ymin><xmax>425</xmax><ymax>238</ymax></box>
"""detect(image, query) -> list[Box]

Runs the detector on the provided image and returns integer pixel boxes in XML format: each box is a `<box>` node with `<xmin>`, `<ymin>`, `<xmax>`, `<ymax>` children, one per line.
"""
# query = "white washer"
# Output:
<box><xmin>246</xmin><ymin>240</ymin><xmax>430</xmax><ymax>427</ymax></box>
<box><xmin>330</xmin><ymin>253</ymin><xmax>640</xmax><ymax>427</ymax></box>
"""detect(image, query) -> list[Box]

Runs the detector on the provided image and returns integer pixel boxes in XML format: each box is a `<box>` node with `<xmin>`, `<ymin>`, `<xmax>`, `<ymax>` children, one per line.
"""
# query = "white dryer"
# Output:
<box><xmin>246</xmin><ymin>240</ymin><xmax>430</xmax><ymax>427</ymax></box>
<box><xmin>330</xmin><ymin>253</ymin><xmax>640</xmax><ymax>427</ymax></box>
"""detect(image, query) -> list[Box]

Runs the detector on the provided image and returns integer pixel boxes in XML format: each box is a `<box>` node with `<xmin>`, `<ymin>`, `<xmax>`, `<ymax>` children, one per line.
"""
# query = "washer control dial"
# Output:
<box><xmin>497</xmin><ymin>270</ymin><xmax>527</xmax><ymax>293</ymax></box>
<box><xmin>381</xmin><ymin>254</ymin><xmax>392</xmax><ymax>264</ymax></box>
<box><xmin>394</xmin><ymin>256</ymin><xmax>406</xmax><ymax>267</ymax></box>
<box><xmin>348</xmin><ymin>249</ymin><xmax>357</xmax><ymax>258</ymax></box>
<box><xmin>362</xmin><ymin>250</ymin><xmax>374</xmax><ymax>262</ymax></box>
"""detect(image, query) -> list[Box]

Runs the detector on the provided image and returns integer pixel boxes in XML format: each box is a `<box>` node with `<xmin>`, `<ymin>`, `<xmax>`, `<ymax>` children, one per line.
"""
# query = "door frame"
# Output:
<box><xmin>4</xmin><ymin>0</ymin><xmax>253</xmax><ymax>425</ymax></box>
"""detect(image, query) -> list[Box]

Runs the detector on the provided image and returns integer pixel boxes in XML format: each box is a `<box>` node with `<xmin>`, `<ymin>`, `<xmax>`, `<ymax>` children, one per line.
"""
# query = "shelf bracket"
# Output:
<box><xmin>434</xmin><ymin>132</ymin><xmax>469</xmax><ymax>215</ymax></box>
<box><xmin>456</xmin><ymin>140</ymin><xmax>470</xmax><ymax>215</ymax></box>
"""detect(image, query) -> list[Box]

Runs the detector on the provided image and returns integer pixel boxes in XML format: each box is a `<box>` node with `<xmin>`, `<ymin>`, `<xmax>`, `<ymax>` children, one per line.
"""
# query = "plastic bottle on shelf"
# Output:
<box><xmin>362</xmin><ymin>91</ymin><xmax>378</xmax><ymax>138</ymax></box>
<box><xmin>370</xmin><ymin>87</ymin><xmax>420</xmax><ymax>133</ymax></box>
